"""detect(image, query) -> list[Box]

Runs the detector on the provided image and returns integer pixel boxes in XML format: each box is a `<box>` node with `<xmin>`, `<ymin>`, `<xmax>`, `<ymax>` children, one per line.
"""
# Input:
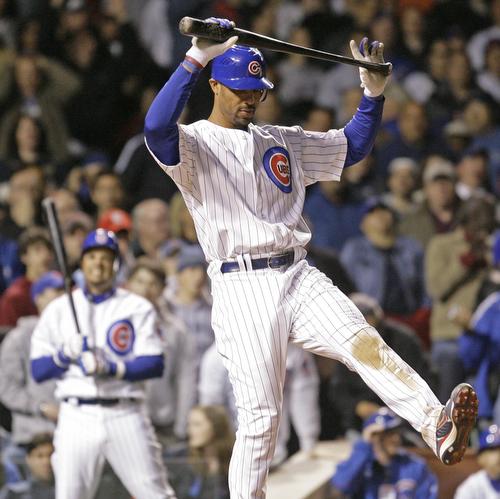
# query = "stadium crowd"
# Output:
<box><xmin>0</xmin><ymin>0</ymin><xmax>499</xmax><ymax>497</ymax></box>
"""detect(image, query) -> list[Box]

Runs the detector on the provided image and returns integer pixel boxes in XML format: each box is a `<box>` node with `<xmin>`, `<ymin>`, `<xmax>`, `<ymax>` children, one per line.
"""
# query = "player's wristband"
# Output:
<box><xmin>185</xmin><ymin>46</ymin><xmax>210</xmax><ymax>68</ymax></box>
<box><xmin>53</xmin><ymin>350</ymin><xmax>71</xmax><ymax>369</ymax></box>
<box><xmin>108</xmin><ymin>360</ymin><xmax>126</xmax><ymax>379</ymax></box>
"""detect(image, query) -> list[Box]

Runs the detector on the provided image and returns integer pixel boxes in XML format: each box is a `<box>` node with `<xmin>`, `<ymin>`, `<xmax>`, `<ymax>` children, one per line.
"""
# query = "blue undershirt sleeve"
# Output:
<box><xmin>31</xmin><ymin>356</ymin><xmax>67</xmax><ymax>383</ymax></box>
<box><xmin>343</xmin><ymin>94</ymin><xmax>384</xmax><ymax>168</ymax></box>
<box><xmin>122</xmin><ymin>354</ymin><xmax>164</xmax><ymax>381</ymax></box>
<box><xmin>144</xmin><ymin>63</ymin><xmax>202</xmax><ymax>166</ymax></box>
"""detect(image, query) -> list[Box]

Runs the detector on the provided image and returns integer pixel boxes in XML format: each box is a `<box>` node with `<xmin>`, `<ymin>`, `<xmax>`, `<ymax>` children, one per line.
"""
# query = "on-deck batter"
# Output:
<box><xmin>30</xmin><ymin>229</ymin><xmax>176</xmax><ymax>499</ymax></box>
<box><xmin>144</xmin><ymin>17</ymin><xmax>478</xmax><ymax>499</ymax></box>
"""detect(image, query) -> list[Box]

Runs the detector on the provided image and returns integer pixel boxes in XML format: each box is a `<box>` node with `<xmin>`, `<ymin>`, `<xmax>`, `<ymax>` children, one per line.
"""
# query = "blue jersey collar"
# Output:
<box><xmin>84</xmin><ymin>286</ymin><xmax>116</xmax><ymax>304</ymax></box>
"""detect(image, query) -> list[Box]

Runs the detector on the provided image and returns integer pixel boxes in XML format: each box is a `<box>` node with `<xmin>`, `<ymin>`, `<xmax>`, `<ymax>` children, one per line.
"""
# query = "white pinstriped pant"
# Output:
<box><xmin>52</xmin><ymin>401</ymin><xmax>176</xmax><ymax>499</ymax></box>
<box><xmin>208</xmin><ymin>258</ymin><xmax>442</xmax><ymax>499</ymax></box>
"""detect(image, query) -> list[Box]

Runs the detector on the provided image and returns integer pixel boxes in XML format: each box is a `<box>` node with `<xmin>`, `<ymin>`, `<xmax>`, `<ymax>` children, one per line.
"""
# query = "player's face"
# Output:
<box><xmin>210</xmin><ymin>79</ymin><xmax>263</xmax><ymax>129</ymax></box>
<box><xmin>379</xmin><ymin>430</ymin><xmax>401</xmax><ymax>457</ymax></box>
<box><xmin>127</xmin><ymin>268</ymin><xmax>164</xmax><ymax>303</ymax></box>
<box><xmin>26</xmin><ymin>443</ymin><xmax>54</xmax><ymax>482</ymax></box>
<box><xmin>188</xmin><ymin>409</ymin><xmax>215</xmax><ymax>448</ymax></box>
<box><xmin>81</xmin><ymin>248</ymin><xmax>115</xmax><ymax>291</ymax></box>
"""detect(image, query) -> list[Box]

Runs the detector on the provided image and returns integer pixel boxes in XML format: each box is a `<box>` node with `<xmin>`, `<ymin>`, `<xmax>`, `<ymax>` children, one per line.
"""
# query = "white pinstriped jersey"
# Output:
<box><xmin>30</xmin><ymin>288</ymin><xmax>163</xmax><ymax>400</ymax></box>
<box><xmin>146</xmin><ymin>120</ymin><xmax>347</xmax><ymax>261</ymax></box>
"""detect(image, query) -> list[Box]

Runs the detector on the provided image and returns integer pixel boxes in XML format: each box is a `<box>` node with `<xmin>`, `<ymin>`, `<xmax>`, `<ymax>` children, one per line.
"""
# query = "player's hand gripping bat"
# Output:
<box><xmin>42</xmin><ymin>197</ymin><xmax>88</xmax><ymax>351</ymax></box>
<box><xmin>179</xmin><ymin>17</ymin><xmax>392</xmax><ymax>76</ymax></box>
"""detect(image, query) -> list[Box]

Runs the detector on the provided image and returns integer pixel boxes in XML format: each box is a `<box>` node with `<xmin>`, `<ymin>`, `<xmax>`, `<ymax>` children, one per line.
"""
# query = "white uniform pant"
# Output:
<box><xmin>208</xmin><ymin>259</ymin><xmax>442</xmax><ymax>499</ymax></box>
<box><xmin>52</xmin><ymin>400</ymin><xmax>176</xmax><ymax>499</ymax></box>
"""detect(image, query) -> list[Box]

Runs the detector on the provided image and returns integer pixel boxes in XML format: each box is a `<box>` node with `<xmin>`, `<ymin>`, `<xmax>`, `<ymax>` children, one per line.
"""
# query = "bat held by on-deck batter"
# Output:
<box><xmin>42</xmin><ymin>197</ymin><xmax>83</xmax><ymax>338</ymax></box>
<box><xmin>179</xmin><ymin>17</ymin><xmax>392</xmax><ymax>76</ymax></box>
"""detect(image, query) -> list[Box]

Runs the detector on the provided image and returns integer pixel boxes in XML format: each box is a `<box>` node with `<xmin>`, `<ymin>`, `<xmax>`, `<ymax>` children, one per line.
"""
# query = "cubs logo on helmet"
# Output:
<box><xmin>263</xmin><ymin>147</ymin><xmax>292</xmax><ymax>193</ymax></box>
<box><xmin>106</xmin><ymin>319</ymin><xmax>135</xmax><ymax>356</ymax></box>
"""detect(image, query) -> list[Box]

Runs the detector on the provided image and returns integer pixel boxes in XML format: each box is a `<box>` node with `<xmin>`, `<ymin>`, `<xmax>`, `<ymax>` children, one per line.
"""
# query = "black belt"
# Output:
<box><xmin>220</xmin><ymin>251</ymin><xmax>295</xmax><ymax>274</ymax></box>
<box><xmin>63</xmin><ymin>397</ymin><xmax>136</xmax><ymax>406</ymax></box>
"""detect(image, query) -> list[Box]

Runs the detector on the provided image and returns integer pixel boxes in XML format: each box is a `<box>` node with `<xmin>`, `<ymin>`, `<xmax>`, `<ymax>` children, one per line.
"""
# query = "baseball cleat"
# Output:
<box><xmin>436</xmin><ymin>383</ymin><xmax>478</xmax><ymax>465</ymax></box>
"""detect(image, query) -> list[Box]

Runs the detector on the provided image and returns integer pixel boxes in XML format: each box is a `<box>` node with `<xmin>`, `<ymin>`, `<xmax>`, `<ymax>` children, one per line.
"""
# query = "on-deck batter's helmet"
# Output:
<box><xmin>81</xmin><ymin>228</ymin><xmax>119</xmax><ymax>257</ymax></box>
<box><xmin>211</xmin><ymin>45</ymin><xmax>274</xmax><ymax>91</ymax></box>
<box><xmin>478</xmin><ymin>424</ymin><xmax>500</xmax><ymax>452</ymax></box>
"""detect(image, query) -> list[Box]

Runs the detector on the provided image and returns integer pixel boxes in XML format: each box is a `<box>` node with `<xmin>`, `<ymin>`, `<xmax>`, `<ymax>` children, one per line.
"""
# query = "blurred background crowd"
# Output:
<box><xmin>0</xmin><ymin>0</ymin><xmax>499</xmax><ymax>497</ymax></box>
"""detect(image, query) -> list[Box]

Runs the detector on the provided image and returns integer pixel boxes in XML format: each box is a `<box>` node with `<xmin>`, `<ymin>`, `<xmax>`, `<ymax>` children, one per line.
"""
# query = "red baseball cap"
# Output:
<box><xmin>97</xmin><ymin>208</ymin><xmax>132</xmax><ymax>234</ymax></box>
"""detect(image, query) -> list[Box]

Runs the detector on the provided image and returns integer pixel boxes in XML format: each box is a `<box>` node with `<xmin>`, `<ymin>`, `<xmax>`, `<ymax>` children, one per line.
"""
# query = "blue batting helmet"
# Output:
<box><xmin>363</xmin><ymin>408</ymin><xmax>403</xmax><ymax>433</ymax></box>
<box><xmin>211</xmin><ymin>45</ymin><xmax>274</xmax><ymax>91</ymax></box>
<box><xmin>479</xmin><ymin>424</ymin><xmax>500</xmax><ymax>452</ymax></box>
<box><xmin>81</xmin><ymin>229</ymin><xmax>119</xmax><ymax>256</ymax></box>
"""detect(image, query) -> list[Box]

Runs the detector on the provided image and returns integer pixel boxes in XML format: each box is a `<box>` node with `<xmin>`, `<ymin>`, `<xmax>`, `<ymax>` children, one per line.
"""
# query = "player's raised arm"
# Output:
<box><xmin>342</xmin><ymin>38</ymin><xmax>391</xmax><ymax>167</ymax></box>
<box><xmin>144</xmin><ymin>18</ymin><xmax>237</xmax><ymax>166</ymax></box>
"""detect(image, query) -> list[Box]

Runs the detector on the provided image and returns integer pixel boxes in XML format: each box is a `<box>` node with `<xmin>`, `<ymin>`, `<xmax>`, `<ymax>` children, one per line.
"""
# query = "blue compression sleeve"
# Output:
<box><xmin>121</xmin><ymin>355</ymin><xmax>164</xmax><ymax>381</ymax></box>
<box><xmin>343</xmin><ymin>94</ymin><xmax>384</xmax><ymax>167</ymax></box>
<box><xmin>144</xmin><ymin>61</ymin><xmax>202</xmax><ymax>166</ymax></box>
<box><xmin>31</xmin><ymin>356</ymin><xmax>67</xmax><ymax>382</ymax></box>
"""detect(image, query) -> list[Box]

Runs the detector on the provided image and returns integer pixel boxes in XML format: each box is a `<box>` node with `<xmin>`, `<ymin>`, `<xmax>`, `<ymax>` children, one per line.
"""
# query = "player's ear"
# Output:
<box><xmin>209</xmin><ymin>78</ymin><xmax>220</xmax><ymax>97</ymax></box>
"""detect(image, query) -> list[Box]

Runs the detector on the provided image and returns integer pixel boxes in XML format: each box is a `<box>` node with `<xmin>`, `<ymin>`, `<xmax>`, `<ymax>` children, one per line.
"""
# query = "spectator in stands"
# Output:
<box><xmin>475</xmin><ymin>231</ymin><xmax>500</xmax><ymax>306</ymax></box>
<box><xmin>426</xmin><ymin>196</ymin><xmax>496</xmax><ymax>403</ymax></box>
<box><xmin>442</xmin><ymin>119</ymin><xmax>473</xmax><ymax>162</ymax></box>
<box><xmin>0</xmin><ymin>54</ymin><xmax>78</xmax><ymax>163</ymax></box>
<box><xmin>330</xmin><ymin>407</ymin><xmax>438</xmax><ymax>499</ymax></box>
<box><xmin>0</xmin><ymin>113</ymin><xmax>51</xmax><ymax>182</ymax></box>
<box><xmin>428</xmin><ymin>51</ymin><xmax>478</xmax><ymax>124</ymax></box>
<box><xmin>467</xmin><ymin>0</ymin><xmax>500</xmax><ymax>72</ymax></box>
<box><xmin>0</xmin><ymin>228</ymin><xmax>53</xmax><ymax>328</ymax></box>
<box><xmin>166</xmin><ymin>405</ymin><xmax>234</xmax><ymax>499</ymax></box>
<box><xmin>0</xmin><ymin>272</ymin><xmax>61</xmax><ymax>484</ymax></box>
<box><xmin>304</xmin><ymin>175</ymin><xmax>364</xmax><ymax>253</ymax></box>
<box><xmin>126</xmin><ymin>257</ymin><xmax>196</xmax><ymax>444</ymax></box>
<box><xmin>165</xmin><ymin>245</ymin><xmax>214</xmax><ymax>381</ymax></box>
<box><xmin>130</xmin><ymin>198</ymin><xmax>169</xmax><ymax>258</ymax></box>
<box><xmin>97</xmin><ymin>208</ymin><xmax>132</xmax><ymax>284</ymax></box>
<box><xmin>114</xmin><ymin>86</ymin><xmax>179</xmax><ymax>207</ymax></box>
<box><xmin>199</xmin><ymin>343</ymin><xmax>320</xmax><ymax>469</ymax></box>
<box><xmin>454</xmin><ymin>423</ymin><xmax>500</xmax><ymax>499</ymax></box>
<box><xmin>341</xmin><ymin>197</ymin><xmax>425</xmax><ymax>318</ymax></box>
<box><xmin>399</xmin><ymin>157</ymin><xmax>461</xmax><ymax>249</ymax></box>
<box><xmin>0</xmin><ymin>432</ymin><xmax>55</xmax><ymax>499</ymax></box>
<box><xmin>49</xmin><ymin>189</ymin><xmax>79</xmax><ymax>228</ymax></box>
<box><xmin>381</xmin><ymin>157</ymin><xmax>419</xmax><ymax>216</ymax></box>
<box><xmin>89</xmin><ymin>171</ymin><xmax>125</xmax><ymax>220</ymax></box>
<box><xmin>458</xmin><ymin>232</ymin><xmax>500</xmax><ymax>426</ymax></box>
<box><xmin>329</xmin><ymin>293</ymin><xmax>430</xmax><ymax>435</ymax></box>
<box><xmin>455</xmin><ymin>149</ymin><xmax>491</xmax><ymax>200</ymax></box>
<box><xmin>477</xmin><ymin>39</ymin><xmax>500</xmax><ymax>103</ymax></box>
<box><xmin>462</xmin><ymin>96</ymin><xmax>500</xmax><ymax>196</ymax></box>
<box><xmin>61</xmin><ymin>211</ymin><xmax>93</xmax><ymax>279</ymax></box>
<box><xmin>159</xmin><ymin>238</ymin><xmax>186</xmax><ymax>299</ymax></box>
<box><xmin>65</xmin><ymin>152</ymin><xmax>109</xmax><ymax>213</ymax></box>
<box><xmin>375</xmin><ymin>101</ymin><xmax>440</xmax><ymax>178</ymax></box>
<box><xmin>0</xmin><ymin>166</ymin><xmax>45</xmax><ymax>239</ymax></box>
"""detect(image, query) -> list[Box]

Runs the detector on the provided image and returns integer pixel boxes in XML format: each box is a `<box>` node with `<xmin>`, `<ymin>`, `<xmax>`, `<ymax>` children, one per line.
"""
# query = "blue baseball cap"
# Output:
<box><xmin>177</xmin><ymin>245</ymin><xmax>206</xmax><ymax>272</ymax></box>
<box><xmin>361</xmin><ymin>197</ymin><xmax>395</xmax><ymax>219</ymax></box>
<box><xmin>363</xmin><ymin>408</ymin><xmax>402</xmax><ymax>433</ymax></box>
<box><xmin>31</xmin><ymin>271</ymin><xmax>64</xmax><ymax>302</ymax></box>
<box><xmin>479</xmin><ymin>424</ymin><xmax>500</xmax><ymax>452</ymax></box>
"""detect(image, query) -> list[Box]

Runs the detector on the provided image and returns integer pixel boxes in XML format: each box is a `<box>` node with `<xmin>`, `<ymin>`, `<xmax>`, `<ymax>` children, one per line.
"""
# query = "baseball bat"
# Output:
<box><xmin>42</xmin><ymin>198</ymin><xmax>84</xmax><ymax>340</ymax></box>
<box><xmin>179</xmin><ymin>17</ymin><xmax>392</xmax><ymax>76</ymax></box>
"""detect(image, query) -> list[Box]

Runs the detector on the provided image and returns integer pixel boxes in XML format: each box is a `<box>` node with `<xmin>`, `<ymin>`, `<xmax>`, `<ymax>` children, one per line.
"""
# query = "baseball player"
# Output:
<box><xmin>144</xmin><ymin>17</ymin><xmax>478</xmax><ymax>498</ymax></box>
<box><xmin>30</xmin><ymin>229</ymin><xmax>176</xmax><ymax>499</ymax></box>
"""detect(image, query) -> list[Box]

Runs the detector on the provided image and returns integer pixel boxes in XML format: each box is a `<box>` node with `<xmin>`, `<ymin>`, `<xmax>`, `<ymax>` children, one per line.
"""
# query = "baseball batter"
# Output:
<box><xmin>30</xmin><ymin>229</ymin><xmax>176</xmax><ymax>499</ymax></box>
<box><xmin>144</xmin><ymin>17</ymin><xmax>478</xmax><ymax>498</ymax></box>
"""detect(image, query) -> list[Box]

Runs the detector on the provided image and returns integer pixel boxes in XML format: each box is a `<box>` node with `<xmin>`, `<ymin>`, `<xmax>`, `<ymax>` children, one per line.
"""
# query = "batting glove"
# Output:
<box><xmin>79</xmin><ymin>350</ymin><xmax>125</xmax><ymax>379</ymax></box>
<box><xmin>53</xmin><ymin>335</ymin><xmax>84</xmax><ymax>368</ymax></box>
<box><xmin>185</xmin><ymin>17</ymin><xmax>238</xmax><ymax>68</ymax></box>
<box><xmin>349</xmin><ymin>37</ymin><xmax>392</xmax><ymax>98</ymax></box>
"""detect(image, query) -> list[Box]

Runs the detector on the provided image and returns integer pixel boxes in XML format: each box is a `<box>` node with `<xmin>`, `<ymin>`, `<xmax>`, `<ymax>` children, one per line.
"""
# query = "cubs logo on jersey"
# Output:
<box><xmin>106</xmin><ymin>319</ymin><xmax>135</xmax><ymax>355</ymax></box>
<box><xmin>262</xmin><ymin>147</ymin><xmax>292</xmax><ymax>193</ymax></box>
